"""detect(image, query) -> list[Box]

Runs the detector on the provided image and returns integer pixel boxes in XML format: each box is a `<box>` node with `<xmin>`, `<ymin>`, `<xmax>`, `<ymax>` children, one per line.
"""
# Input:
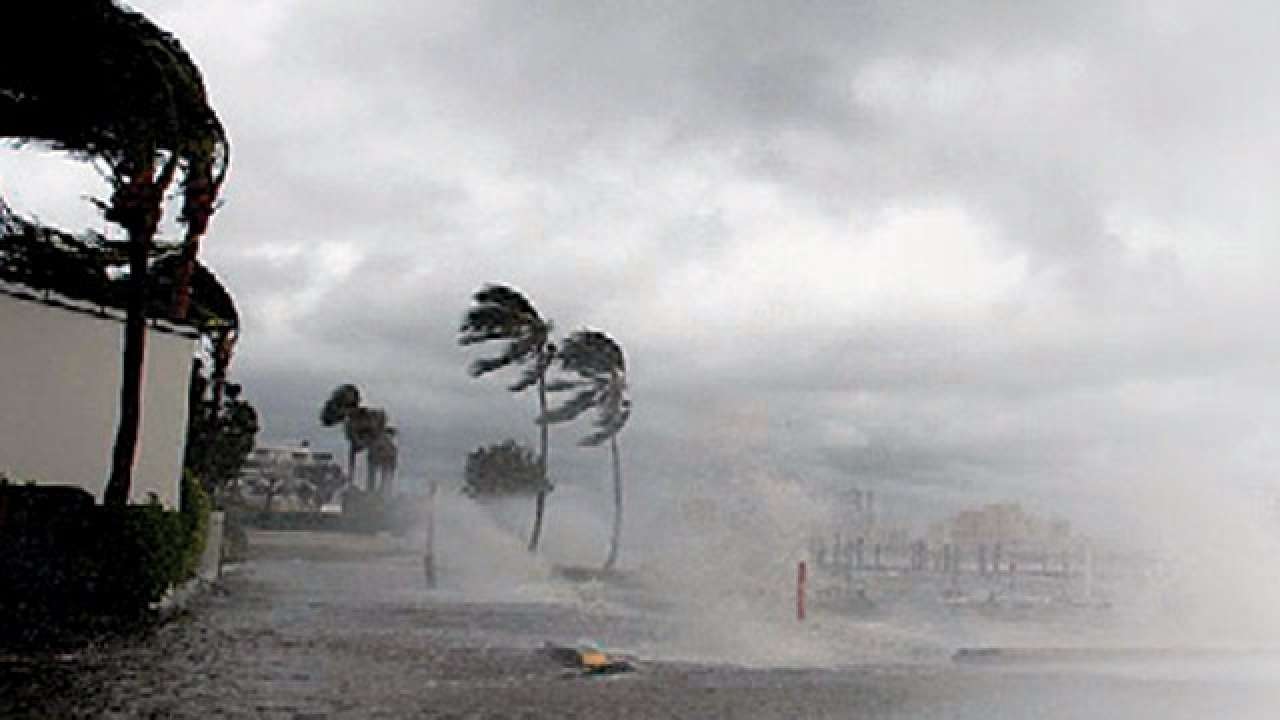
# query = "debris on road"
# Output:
<box><xmin>542</xmin><ymin>642</ymin><xmax>637</xmax><ymax>676</ymax></box>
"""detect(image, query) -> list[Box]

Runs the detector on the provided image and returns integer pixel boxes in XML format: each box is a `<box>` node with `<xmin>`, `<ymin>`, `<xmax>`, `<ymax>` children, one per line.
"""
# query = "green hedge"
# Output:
<box><xmin>0</xmin><ymin>475</ymin><xmax>212</xmax><ymax>644</ymax></box>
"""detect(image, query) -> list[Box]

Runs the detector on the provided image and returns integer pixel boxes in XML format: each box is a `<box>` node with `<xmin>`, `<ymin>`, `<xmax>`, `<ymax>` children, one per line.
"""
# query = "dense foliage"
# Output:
<box><xmin>0</xmin><ymin>476</ymin><xmax>212</xmax><ymax>645</ymax></box>
<box><xmin>1</xmin><ymin>0</ymin><xmax>230</xmax><ymax>507</ymax></box>
<box><xmin>463</xmin><ymin>439</ymin><xmax>549</xmax><ymax>499</ymax></box>
<box><xmin>0</xmin><ymin>207</ymin><xmax>237</xmax><ymax>329</ymax></box>
<box><xmin>184</xmin><ymin>372</ymin><xmax>259</xmax><ymax>499</ymax></box>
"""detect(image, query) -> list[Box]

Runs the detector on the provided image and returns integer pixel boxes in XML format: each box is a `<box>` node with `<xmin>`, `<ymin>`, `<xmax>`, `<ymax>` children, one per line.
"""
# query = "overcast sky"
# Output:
<box><xmin>4</xmin><ymin>1</ymin><xmax>1280</xmax><ymax>537</ymax></box>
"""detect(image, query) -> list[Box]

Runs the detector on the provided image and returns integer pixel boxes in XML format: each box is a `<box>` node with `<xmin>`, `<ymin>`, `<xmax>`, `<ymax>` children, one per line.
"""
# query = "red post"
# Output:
<box><xmin>797</xmin><ymin>560</ymin><xmax>807</xmax><ymax>621</ymax></box>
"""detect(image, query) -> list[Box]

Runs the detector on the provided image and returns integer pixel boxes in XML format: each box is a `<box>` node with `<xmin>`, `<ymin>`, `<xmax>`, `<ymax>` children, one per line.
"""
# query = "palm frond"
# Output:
<box><xmin>320</xmin><ymin>384</ymin><xmax>360</xmax><ymax>426</ymax></box>
<box><xmin>580</xmin><ymin>389</ymin><xmax>631</xmax><ymax>446</ymax></box>
<box><xmin>508</xmin><ymin>345</ymin><xmax>555</xmax><ymax>392</ymax></box>
<box><xmin>468</xmin><ymin>334</ymin><xmax>537</xmax><ymax>378</ymax></box>
<box><xmin>459</xmin><ymin>283</ymin><xmax>551</xmax><ymax>389</ymax></box>
<box><xmin>347</xmin><ymin>406</ymin><xmax>387</xmax><ymax>446</ymax></box>
<box><xmin>550</xmin><ymin>329</ymin><xmax>631</xmax><ymax>444</ymax></box>
<box><xmin>0</xmin><ymin>1</ymin><xmax>228</xmax><ymax>188</ymax></box>
<box><xmin>559</xmin><ymin>329</ymin><xmax>625</xmax><ymax>378</ymax></box>
<box><xmin>540</xmin><ymin>388</ymin><xmax>599</xmax><ymax>425</ymax></box>
<box><xmin>544</xmin><ymin>378</ymin><xmax>585</xmax><ymax>393</ymax></box>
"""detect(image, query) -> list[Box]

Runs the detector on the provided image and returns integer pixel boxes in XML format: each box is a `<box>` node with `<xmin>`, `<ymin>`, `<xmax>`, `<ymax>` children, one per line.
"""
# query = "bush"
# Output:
<box><xmin>0</xmin><ymin>481</ymin><xmax>212</xmax><ymax>645</ymax></box>
<box><xmin>180</xmin><ymin>471</ymin><xmax>211</xmax><ymax>580</ymax></box>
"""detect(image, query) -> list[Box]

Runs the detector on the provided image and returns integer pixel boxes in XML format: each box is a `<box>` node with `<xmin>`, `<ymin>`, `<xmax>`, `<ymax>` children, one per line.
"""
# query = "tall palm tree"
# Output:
<box><xmin>0</xmin><ymin>1</ymin><xmax>229</xmax><ymax>506</ymax></box>
<box><xmin>320</xmin><ymin>385</ymin><xmax>394</xmax><ymax>494</ymax></box>
<box><xmin>348</xmin><ymin>406</ymin><xmax>390</xmax><ymax>492</ymax></box>
<box><xmin>320</xmin><ymin>384</ymin><xmax>363</xmax><ymax>486</ymax></box>
<box><xmin>459</xmin><ymin>284</ymin><xmax>556</xmax><ymax>551</ymax></box>
<box><xmin>542</xmin><ymin>330</ymin><xmax>631</xmax><ymax>571</ymax></box>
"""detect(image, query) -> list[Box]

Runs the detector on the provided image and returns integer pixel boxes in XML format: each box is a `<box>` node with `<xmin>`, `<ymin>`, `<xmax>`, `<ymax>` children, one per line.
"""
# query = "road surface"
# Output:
<box><xmin>2</xmin><ymin>529</ymin><xmax>1278</xmax><ymax>718</ymax></box>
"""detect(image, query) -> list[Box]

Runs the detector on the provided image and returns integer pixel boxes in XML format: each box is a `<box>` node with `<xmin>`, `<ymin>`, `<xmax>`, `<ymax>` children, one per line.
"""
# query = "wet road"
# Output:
<box><xmin>3</xmin><ymin>530</ymin><xmax>1279</xmax><ymax>719</ymax></box>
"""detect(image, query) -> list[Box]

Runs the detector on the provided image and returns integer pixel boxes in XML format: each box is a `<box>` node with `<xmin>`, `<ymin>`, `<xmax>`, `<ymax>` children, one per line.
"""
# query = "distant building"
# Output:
<box><xmin>238</xmin><ymin>443</ymin><xmax>344</xmax><ymax>510</ymax></box>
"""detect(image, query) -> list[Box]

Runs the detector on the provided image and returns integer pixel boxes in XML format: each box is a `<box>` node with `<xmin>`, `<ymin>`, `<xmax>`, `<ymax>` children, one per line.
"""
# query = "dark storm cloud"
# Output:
<box><xmin>6</xmin><ymin>0</ymin><xmax>1280</xmax><ymax>529</ymax></box>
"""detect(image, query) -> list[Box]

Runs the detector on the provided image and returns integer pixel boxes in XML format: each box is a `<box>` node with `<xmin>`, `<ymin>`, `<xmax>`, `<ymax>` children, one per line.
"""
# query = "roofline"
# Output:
<box><xmin>0</xmin><ymin>279</ymin><xmax>201</xmax><ymax>339</ymax></box>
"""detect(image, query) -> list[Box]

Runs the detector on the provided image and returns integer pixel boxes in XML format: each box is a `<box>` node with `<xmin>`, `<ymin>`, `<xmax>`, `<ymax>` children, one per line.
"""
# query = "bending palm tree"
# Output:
<box><xmin>321</xmin><ymin>384</ymin><xmax>364</xmax><ymax>485</ymax></box>
<box><xmin>459</xmin><ymin>284</ymin><xmax>556</xmax><ymax>551</ymax></box>
<box><xmin>0</xmin><ymin>1</ymin><xmax>229</xmax><ymax>506</ymax></box>
<box><xmin>542</xmin><ymin>330</ymin><xmax>631</xmax><ymax>571</ymax></box>
<box><xmin>320</xmin><ymin>385</ymin><xmax>395</xmax><ymax>494</ymax></box>
<box><xmin>348</xmin><ymin>406</ymin><xmax>390</xmax><ymax>492</ymax></box>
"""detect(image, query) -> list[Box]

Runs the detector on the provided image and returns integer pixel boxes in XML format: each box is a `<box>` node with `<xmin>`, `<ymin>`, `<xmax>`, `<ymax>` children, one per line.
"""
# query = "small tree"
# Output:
<box><xmin>184</xmin><ymin>377</ymin><xmax>259</xmax><ymax>499</ymax></box>
<box><xmin>320</xmin><ymin>384</ymin><xmax>363</xmax><ymax>485</ymax></box>
<box><xmin>463</xmin><ymin>439</ymin><xmax>548</xmax><ymax>499</ymax></box>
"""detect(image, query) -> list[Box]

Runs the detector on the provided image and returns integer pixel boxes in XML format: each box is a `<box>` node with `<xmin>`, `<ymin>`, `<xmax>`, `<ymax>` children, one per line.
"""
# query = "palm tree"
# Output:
<box><xmin>320</xmin><ymin>384</ymin><xmax>364</xmax><ymax>485</ymax></box>
<box><xmin>149</xmin><ymin>254</ymin><xmax>240</xmax><ymax>421</ymax></box>
<box><xmin>0</xmin><ymin>1</ymin><xmax>229</xmax><ymax>506</ymax></box>
<box><xmin>459</xmin><ymin>284</ymin><xmax>556</xmax><ymax>551</ymax></box>
<box><xmin>542</xmin><ymin>330</ymin><xmax>631</xmax><ymax>571</ymax></box>
<box><xmin>348</xmin><ymin>406</ymin><xmax>390</xmax><ymax>493</ymax></box>
<box><xmin>320</xmin><ymin>385</ymin><xmax>395</xmax><ymax>494</ymax></box>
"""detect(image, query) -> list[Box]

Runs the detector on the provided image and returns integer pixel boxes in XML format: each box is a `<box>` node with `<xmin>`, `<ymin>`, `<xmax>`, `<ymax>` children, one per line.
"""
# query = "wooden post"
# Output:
<box><xmin>423</xmin><ymin>478</ymin><xmax>437</xmax><ymax>589</ymax></box>
<box><xmin>797</xmin><ymin>561</ymin><xmax>807</xmax><ymax>622</ymax></box>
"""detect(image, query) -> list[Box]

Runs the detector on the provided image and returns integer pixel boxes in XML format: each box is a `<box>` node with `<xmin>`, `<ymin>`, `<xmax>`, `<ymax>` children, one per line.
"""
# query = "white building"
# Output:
<box><xmin>0</xmin><ymin>281</ymin><xmax>197</xmax><ymax>509</ymax></box>
<box><xmin>238</xmin><ymin>443</ymin><xmax>344</xmax><ymax>510</ymax></box>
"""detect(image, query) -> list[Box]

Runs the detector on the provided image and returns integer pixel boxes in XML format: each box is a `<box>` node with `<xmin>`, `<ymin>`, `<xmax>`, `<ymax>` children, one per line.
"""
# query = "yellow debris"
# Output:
<box><xmin>579</xmin><ymin>650</ymin><xmax>609</xmax><ymax>668</ymax></box>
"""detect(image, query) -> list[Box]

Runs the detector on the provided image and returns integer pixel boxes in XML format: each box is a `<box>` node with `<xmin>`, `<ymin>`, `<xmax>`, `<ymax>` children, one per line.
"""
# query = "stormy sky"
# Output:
<box><xmin>5</xmin><ymin>1</ymin><xmax>1280</xmax><ymax>534</ymax></box>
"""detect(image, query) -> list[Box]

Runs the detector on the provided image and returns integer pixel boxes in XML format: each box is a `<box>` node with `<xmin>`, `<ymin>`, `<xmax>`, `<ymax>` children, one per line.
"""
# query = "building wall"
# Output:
<box><xmin>0</xmin><ymin>291</ymin><xmax>195</xmax><ymax>508</ymax></box>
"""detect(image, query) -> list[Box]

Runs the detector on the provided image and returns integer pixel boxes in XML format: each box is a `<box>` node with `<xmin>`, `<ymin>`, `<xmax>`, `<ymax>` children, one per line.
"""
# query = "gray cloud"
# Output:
<box><xmin>5</xmin><ymin>0</ymin><xmax>1280</xmax><ymax>539</ymax></box>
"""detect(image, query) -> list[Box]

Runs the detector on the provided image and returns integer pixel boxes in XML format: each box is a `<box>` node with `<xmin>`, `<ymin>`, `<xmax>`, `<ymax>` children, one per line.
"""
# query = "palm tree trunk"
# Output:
<box><xmin>104</xmin><ymin>230</ymin><xmax>150</xmax><ymax>507</ymax></box>
<box><xmin>347</xmin><ymin>445</ymin><xmax>357</xmax><ymax>489</ymax></box>
<box><xmin>528</xmin><ymin>373</ymin><xmax>549</xmax><ymax>552</ymax></box>
<box><xmin>170</xmin><ymin>162</ymin><xmax>216</xmax><ymax>320</ymax></box>
<box><xmin>104</xmin><ymin>159</ymin><xmax>174</xmax><ymax>506</ymax></box>
<box><xmin>603</xmin><ymin>435</ymin><xmax>623</xmax><ymax>572</ymax></box>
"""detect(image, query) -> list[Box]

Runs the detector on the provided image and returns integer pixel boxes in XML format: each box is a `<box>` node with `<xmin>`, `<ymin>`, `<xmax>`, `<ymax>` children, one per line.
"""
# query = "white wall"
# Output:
<box><xmin>0</xmin><ymin>290</ymin><xmax>195</xmax><ymax>508</ymax></box>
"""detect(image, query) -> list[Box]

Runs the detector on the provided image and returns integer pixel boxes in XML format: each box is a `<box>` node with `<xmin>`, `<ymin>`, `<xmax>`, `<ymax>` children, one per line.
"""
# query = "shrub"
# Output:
<box><xmin>0</xmin><ymin>481</ymin><xmax>212</xmax><ymax>645</ymax></box>
<box><xmin>179</xmin><ymin>471</ymin><xmax>211</xmax><ymax>580</ymax></box>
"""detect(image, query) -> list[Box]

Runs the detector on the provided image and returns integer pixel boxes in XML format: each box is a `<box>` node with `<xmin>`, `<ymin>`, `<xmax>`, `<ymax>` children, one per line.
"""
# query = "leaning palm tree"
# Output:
<box><xmin>347</xmin><ymin>406</ymin><xmax>390</xmax><ymax>492</ymax></box>
<box><xmin>459</xmin><ymin>284</ymin><xmax>556</xmax><ymax>551</ymax></box>
<box><xmin>0</xmin><ymin>1</ymin><xmax>229</xmax><ymax>506</ymax></box>
<box><xmin>320</xmin><ymin>385</ymin><xmax>394</xmax><ymax>494</ymax></box>
<box><xmin>320</xmin><ymin>384</ymin><xmax>364</xmax><ymax>485</ymax></box>
<box><xmin>541</xmin><ymin>330</ymin><xmax>631</xmax><ymax>571</ymax></box>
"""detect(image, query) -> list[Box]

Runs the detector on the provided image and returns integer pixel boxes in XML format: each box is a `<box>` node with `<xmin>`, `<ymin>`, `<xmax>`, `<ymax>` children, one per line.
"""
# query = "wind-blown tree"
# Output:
<box><xmin>349</xmin><ymin>407</ymin><xmax>392</xmax><ymax>493</ymax></box>
<box><xmin>0</xmin><ymin>1</ymin><xmax>230</xmax><ymax>506</ymax></box>
<box><xmin>541</xmin><ymin>330</ymin><xmax>632</xmax><ymax>571</ymax></box>
<box><xmin>320</xmin><ymin>384</ymin><xmax>364</xmax><ymax>485</ymax></box>
<box><xmin>319</xmin><ymin>385</ymin><xmax>395</xmax><ymax>494</ymax></box>
<box><xmin>184</xmin><ymin>375</ymin><xmax>259</xmax><ymax>498</ymax></box>
<box><xmin>463</xmin><ymin>439</ymin><xmax>545</xmax><ymax>499</ymax></box>
<box><xmin>459</xmin><ymin>284</ymin><xmax>556</xmax><ymax>551</ymax></box>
